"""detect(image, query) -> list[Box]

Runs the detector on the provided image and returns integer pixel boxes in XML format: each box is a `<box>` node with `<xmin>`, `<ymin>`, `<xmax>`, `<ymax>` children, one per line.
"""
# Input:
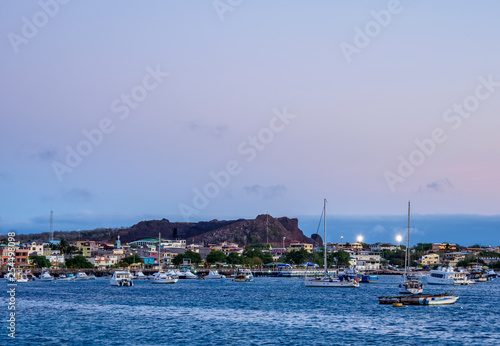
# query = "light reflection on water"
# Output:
<box><xmin>1</xmin><ymin>276</ymin><xmax>499</xmax><ymax>345</ymax></box>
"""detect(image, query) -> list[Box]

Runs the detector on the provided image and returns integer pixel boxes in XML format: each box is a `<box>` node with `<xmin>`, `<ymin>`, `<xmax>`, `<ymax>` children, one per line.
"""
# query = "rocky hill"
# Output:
<box><xmin>12</xmin><ymin>215</ymin><xmax>321</xmax><ymax>248</ymax></box>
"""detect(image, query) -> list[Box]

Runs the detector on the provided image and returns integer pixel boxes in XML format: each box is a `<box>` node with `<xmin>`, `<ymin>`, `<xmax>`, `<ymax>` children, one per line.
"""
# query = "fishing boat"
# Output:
<box><xmin>110</xmin><ymin>270</ymin><xmax>133</xmax><ymax>287</ymax></box>
<box><xmin>205</xmin><ymin>270</ymin><xmax>225</xmax><ymax>279</ymax></box>
<box><xmin>75</xmin><ymin>272</ymin><xmax>90</xmax><ymax>281</ymax></box>
<box><xmin>304</xmin><ymin>199</ymin><xmax>359</xmax><ymax>288</ymax></box>
<box><xmin>39</xmin><ymin>270</ymin><xmax>54</xmax><ymax>282</ymax></box>
<box><xmin>399</xmin><ymin>201</ymin><xmax>423</xmax><ymax>294</ymax></box>
<box><xmin>233</xmin><ymin>269</ymin><xmax>254</xmax><ymax>282</ymax></box>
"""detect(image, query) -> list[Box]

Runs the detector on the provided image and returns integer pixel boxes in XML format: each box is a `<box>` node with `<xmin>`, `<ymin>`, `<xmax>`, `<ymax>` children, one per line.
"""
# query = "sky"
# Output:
<box><xmin>1</xmin><ymin>1</ymin><xmax>499</xmax><ymax>245</ymax></box>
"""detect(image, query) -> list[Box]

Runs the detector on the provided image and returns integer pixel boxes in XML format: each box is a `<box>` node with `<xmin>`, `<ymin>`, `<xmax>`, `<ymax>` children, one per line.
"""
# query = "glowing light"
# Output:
<box><xmin>396</xmin><ymin>235</ymin><xmax>403</xmax><ymax>244</ymax></box>
<box><xmin>357</xmin><ymin>235</ymin><xmax>363</xmax><ymax>243</ymax></box>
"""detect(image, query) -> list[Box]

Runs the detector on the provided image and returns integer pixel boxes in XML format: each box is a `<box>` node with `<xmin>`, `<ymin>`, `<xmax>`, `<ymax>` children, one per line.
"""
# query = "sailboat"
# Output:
<box><xmin>150</xmin><ymin>233</ymin><xmax>178</xmax><ymax>284</ymax></box>
<box><xmin>399</xmin><ymin>201</ymin><xmax>423</xmax><ymax>294</ymax></box>
<box><xmin>304</xmin><ymin>199</ymin><xmax>359</xmax><ymax>288</ymax></box>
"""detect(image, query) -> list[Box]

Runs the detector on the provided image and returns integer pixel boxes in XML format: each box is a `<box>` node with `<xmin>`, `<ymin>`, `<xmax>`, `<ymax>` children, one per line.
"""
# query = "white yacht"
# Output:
<box><xmin>110</xmin><ymin>270</ymin><xmax>134</xmax><ymax>287</ymax></box>
<box><xmin>150</xmin><ymin>271</ymin><xmax>178</xmax><ymax>284</ymax></box>
<box><xmin>426</xmin><ymin>267</ymin><xmax>474</xmax><ymax>285</ymax></box>
<box><xmin>75</xmin><ymin>272</ymin><xmax>90</xmax><ymax>281</ymax></box>
<box><xmin>205</xmin><ymin>270</ymin><xmax>226</xmax><ymax>279</ymax></box>
<box><xmin>180</xmin><ymin>270</ymin><xmax>198</xmax><ymax>279</ymax></box>
<box><xmin>39</xmin><ymin>270</ymin><xmax>54</xmax><ymax>282</ymax></box>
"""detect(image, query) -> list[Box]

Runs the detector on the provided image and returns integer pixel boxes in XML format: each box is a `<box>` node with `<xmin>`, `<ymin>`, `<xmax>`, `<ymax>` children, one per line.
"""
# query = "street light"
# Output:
<box><xmin>357</xmin><ymin>235</ymin><xmax>363</xmax><ymax>243</ymax></box>
<box><xmin>283</xmin><ymin>237</ymin><xmax>286</xmax><ymax>249</ymax></box>
<box><xmin>396</xmin><ymin>234</ymin><xmax>403</xmax><ymax>248</ymax></box>
<box><xmin>340</xmin><ymin>236</ymin><xmax>343</xmax><ymax>247</ymax></box>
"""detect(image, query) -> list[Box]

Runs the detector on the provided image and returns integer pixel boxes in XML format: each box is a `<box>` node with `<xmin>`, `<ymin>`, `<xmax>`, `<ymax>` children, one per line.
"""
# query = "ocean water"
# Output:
<box><xmin>1</xmin><ymin>276</ymin><xmax>499</xmax><ymax>345</ymax></box>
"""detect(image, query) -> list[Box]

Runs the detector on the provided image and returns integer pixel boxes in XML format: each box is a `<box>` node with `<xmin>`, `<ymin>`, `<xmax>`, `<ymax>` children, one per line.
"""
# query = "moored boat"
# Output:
<box><xmin>39</xmin><ymin>270</ymin><xmax>54</xmax><ymax>282</ymax></box>
<box><xmin>150</xmin><ymin>271</ymin><xmax>178</xmax><ymax>284</ymax></box>
<box><xmin>206</xmin><ymin>270</ymin><xmax>225</xmax><ymax>279</ymax></box>
<box><xmin>379</xmin><ymin>292</ymin><xmax>459</xmax><ymax>306</ymax></box>
<box><xmin>110</xmin><ymin>270</ymin><xmax>134</xmax><ymax>287</ymax></box>
<box><xmin>233</xmin><ymin>269</ymin><xmax>254</xmax><ymax>282</ymax></box>
<box><xmin>75</xmin><ymin>272</ymin><xmax>90</xmax><ymax>281</ymax></box>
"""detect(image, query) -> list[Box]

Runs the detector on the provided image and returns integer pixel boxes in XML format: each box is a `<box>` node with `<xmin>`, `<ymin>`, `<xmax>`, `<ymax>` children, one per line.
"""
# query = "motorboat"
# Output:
<box><xmin>205</xmin><ymin>270</ymin><xmax>226</xmax><ymax>279</ymax></box>
<box><xmin>150</xmin><ymin>271</ymin><xmax>178</xmax><ymax>284</ymax></box>
<box><xmin>425</xmin><ymin>267</ymin><xmax>474</xmax><ymax>285</ymax></box>
<box><xmin>132</xmin><ymin>270</ymin><xmax>149</xmax><ymax>280</ymax></box>
<box><xmin>233</xmin><ymin>269</ymin><xmax>254</xmax><ymax>282</ymax></box>
<box><xmin>88</xmin><ymin>274</ymin><xmax>96</xmax><ymax>280</ymax></box>
<box><xmin>110</xmin><ymin>270</ymin><xmax>134</xmax><ymax>287</ymax></box>
<box><xmin>56</xmin><ymin>274</ymin><xmax>75</xmax><ymax>282</ymax></box>
<box><xmin>304</xmin><ymin>275</ymin><xmax>359</xmax><ymax>287</ymax></box>
<box><xmin>39</xmin><ymin>270</ymin><xmax>54</xmax><ymax>282</ymax></box>
<box><xmin>179</xmin><ymin>270</ymin><xmax>197</xmax><ymax>279</ymax></box>
<box><xmin>75</xmin><ymin>272</ymin><xmax>90</xmax><ymax>281</ymax></box>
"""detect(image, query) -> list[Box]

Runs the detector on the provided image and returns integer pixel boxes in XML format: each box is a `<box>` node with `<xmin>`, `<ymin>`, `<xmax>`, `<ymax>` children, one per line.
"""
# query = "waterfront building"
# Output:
<box><xmin>442</xmin><ymin>252</ymin><xmax>465</xmax><ymax>267</ymax></box>
<box><xmin>431</xmin><ymin>243</ymin><xmax>457</xmax><ymax>252</ymax></box>
<box><xmin>287</xmin><ymin>241</ymin><xmax>313</xmax><ymax>253</ymax></box>
<box><xmin>420</xmin><ymin>253</ymin><xmax>440</xmax><ymax>266</ymax></box>
<box><xmin>351</xmin><ymin>252</ymin><xmax>381</xmax><ymax>270</ymax></box>
<box><xmin>24</xmin><ymin>242</ymin><xmax>44</xmax><ymax>257</ymax></box>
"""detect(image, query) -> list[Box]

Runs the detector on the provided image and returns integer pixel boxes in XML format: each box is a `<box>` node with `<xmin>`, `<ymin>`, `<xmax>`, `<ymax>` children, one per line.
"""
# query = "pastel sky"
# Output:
<box><xmin>1</xmin><ymin>1</ymin><xmax>499</xmax><ymax>243</ymax></box>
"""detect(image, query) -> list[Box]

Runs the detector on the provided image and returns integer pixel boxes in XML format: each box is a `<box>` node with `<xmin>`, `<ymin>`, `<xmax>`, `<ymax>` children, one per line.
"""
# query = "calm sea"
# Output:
<box><xmin>1</xmin><ymin>276</ymin><xmax>499</xmax><ymax>345</ymax></box>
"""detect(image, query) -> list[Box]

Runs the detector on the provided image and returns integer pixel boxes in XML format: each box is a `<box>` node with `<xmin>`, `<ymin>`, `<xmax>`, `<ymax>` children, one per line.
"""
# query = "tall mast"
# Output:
<box><xmin>404</xmin><ymin>201</ymin><xmax>410</xmax><ymax>282</ymax></box>
<box><xmin>50</xmin><ymin>210</ymin><xmax>54</xmax><ymax>242</ymax></box>
<box><xmin>158</xmin><ymin>232</ymin><xmax>161</xmax><ymax>272</ymax></box>
<box><xmin>324</xmin><ymin>199</ymin><xmax>327</xmax><ymax>277</ymax></box>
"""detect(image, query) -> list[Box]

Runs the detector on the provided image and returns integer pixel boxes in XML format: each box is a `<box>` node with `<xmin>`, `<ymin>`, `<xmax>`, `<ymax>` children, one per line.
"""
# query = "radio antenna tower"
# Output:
<box><xmin>50</xmin><ymin>210</ymin><xmax>54</xmax><ymax>242</ymax></box>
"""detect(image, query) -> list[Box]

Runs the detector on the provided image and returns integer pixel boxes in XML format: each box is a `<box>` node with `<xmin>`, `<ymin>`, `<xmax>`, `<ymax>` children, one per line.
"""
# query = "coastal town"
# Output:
<box><xmin>3</xmin><ymin>233</ymin><xmax>500</xmax><ymax>277</ymax></box>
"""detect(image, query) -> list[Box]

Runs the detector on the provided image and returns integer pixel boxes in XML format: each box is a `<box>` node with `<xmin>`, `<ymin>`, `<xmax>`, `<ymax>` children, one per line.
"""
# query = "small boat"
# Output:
<box><xmin>379</xmin><ymin>292</ymin><xmax>459</xmax><ymax>306</ymax></box>
<box><xmin>132</xmin><ymin>270</ymin><xmax>148</xmax><ymax>280</ymax></box>
<box><xmin>425</xmin><ymin>267</ymin><xmax>472</xmax><ymax>285</ymax></box>
<box><xmin>39</xmin><ymin>270</ymin><xmax>54</xmax><ymax>282</ymax></box>
<box><xmin>150</xmin><ymin>271</ymin><xmax>178</xmax><ymax>284</ymax></box>
<box><xmin>179</xmin><ymin>270</ymin><xmax>197</xmax><ymax>279</ymax></box>
<box><xmin>361</xmin><ymin>274</ymin><xmax>379</xmax><ymax>283</ymax></box>
<box><xmin>233</xmin><ymin>269</ymin><xmax>254</xmax><ymax>282</ymax></box>
<box><xmin>88</xmin><ymin>274</ymin><xmax>96</xmax><ymax>280</ymax></box>
<box><xmin>486</xmin><ymin>269</ymin><xmax>497</xmax><ymax>279</ymax></box>
<box><xmin>205</xmin><ymin>270</ymin><xmax>226</xmax><ymax>279</ymax></box>
<box><xmin>75</xmin><ymin>272</ymin><xmax>90</xmax><ymax>281</ymax></box>
<box><xmin>110</xmin><ymin>270</ymin><xmax>134</xmax><ymax>287</ymax></box>
<box><xmin>56</xmin><ymin>274</ymin><xmax>75</xmax><ymax>281</ymax></box>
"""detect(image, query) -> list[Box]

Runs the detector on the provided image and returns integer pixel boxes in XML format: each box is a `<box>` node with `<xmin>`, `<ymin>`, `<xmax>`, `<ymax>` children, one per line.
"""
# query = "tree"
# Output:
<box><xmin>29</xmin><ymin>255</ymin><xmax>52</xmax><ymax>269</ymax></box>
<box><xmin>283</xmin><ymin>248</ymin><xmax>309</xmax><ymax>265</ymax></box>
<box><xmin>206</xmin><ymin>250</ymin><xmax>227</xmax><ymax>264</ymax></box>
<box><xmin>330</xmin><ymin>250</ymin><xmax>351</xmax><ymax>267</ymax></box>
<box><xmin>120</xmin><ymin>254</ymin><xmax>144</xmax><ymax>266</ymax></box>
<box><xmin>227</xmin><ymin>252</ymin><xmax>245</xmax><ymax>265</ymax></box>
<box><xmin>65</xmin><ymin>255</ymin><xmax>94</xmax><ymax>269</ymax></box>
<box><xmin>172</xmin><ymin>250</ymin><xmax>202</xmax><ymax>265</ymax></box>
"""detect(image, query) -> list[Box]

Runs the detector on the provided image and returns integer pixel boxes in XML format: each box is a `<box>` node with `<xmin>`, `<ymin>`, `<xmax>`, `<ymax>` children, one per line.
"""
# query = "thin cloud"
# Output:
<box><xmin>62</xmin><ymin>188</ymin><xmax>94</xmax><ymax>204</ymax></box>
<box><xmin>244</xmin><ymin>184</ymin><xmax>287</xmax><ymax>199</ymax></box>
<box><xmin>186</xmin><ymin>121</ymin><xmax>228</xmax><ymax>138</ymax></box>
<box><xmin>418</xmin><ymin>179</ymin><xmax>454</xmax><ymax>194</ymax></box>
